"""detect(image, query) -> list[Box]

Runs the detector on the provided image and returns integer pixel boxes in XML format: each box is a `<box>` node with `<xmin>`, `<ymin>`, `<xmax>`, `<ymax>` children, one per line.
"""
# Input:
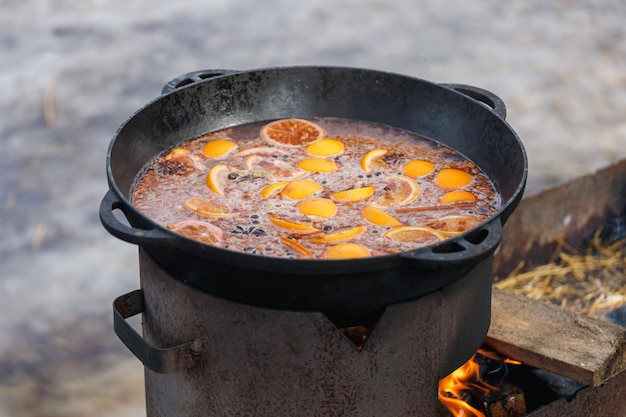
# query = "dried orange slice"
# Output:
<box><xmin>429</xmin><ymin>215</ymin><xmax>483</xmax><ymax>234</ymax></box>
<box><xmin>435</xmin><ymin>168</ymin><xmax>473</xmax><ymax>189</ymax></box>
<box><xmin>310</xmin><ymin>225</ymin><xmax>366</xmax><ymax>244</ymax></box>
<box><xmin>383</xmin><ymin>226</ymin><xmax>445</xmax><ymax>244</ymax></box>
<box><xmin>184</xmin><ymin>197</ymin><xmax>235</xmax><ymax>217</ymax></box>
<box><xmin>205</xmin><ymin>163</ymin><xmax>230</xmax><ymax>196</ymax></box>
<box><xmin>268</xmin><ymin>214</ymin><xmax>320</xmax><ymax>234</ymax></box>
<box><xmin>260</xmin><ymin>118</ymin><xmax>326</xmax><ymax>148</ymax></box>
<box><xmin>361</xmin><ymin>205</ymin><xmax>402</xmax><ymax>227</ymax></box>
<box><xmin>280</xmin><ymin>179</ymin><xmax>323</xmax><ymax>200</ymax></box>
<box><xmin>202</xmin><ymin>139</ymin><xmax>238</xmax><ymax>159</ymax></box>
<box><xmin>305</xmin><ymin>139</ymin><xmax>345</xmax><ymax>157</ymax></box>
<box><xmin>402</xmin><ymin>159</ymin><xmax>434</xmax><ymax>178</ymax></box>
<box><xmin>297</xmin><ymin>157</ymin><xmax>337</xmax><ymax>173</ymax></box>
<box><xmin>331</xmin><ymin>186</ymin><xmax>375</xmax><ymax>203</ymax></box>
<box><xmin>360</xmin><ymin>149</ymin><xmax>388</xmax><ymax>173</ymax></box>
<box><xmin>260</xmin><ymin>181</ymin><xmax>289</xmax><ymax>199</ymax></box>
<box><xmin>440</xmin><ymin>190</ymin><xmax>476</xmax><ymax>204</ymax></box>
<box><xmin>245</xmin><ymin>155</ymin><xmax>307</xmax><ymax>181</ymax></box>
<box><xmin>280</xmin><ymin>236</ymin><xmax>313</xmax><ymax>258</ymax></box>
<box><xmin>323</xmin><ymin>243</ymin><xmax>370</xmax><ymax>259</ymax></box>
<box><xmin>372</xmin><ymin>175</ymin><xmax>419</xmax><ymax>207</ymax></box>
<box><xmin>167</xmin><ymin>220</ymin><xmax>224</xmax><ymax>246</ymax></box>
<box><xmin>297</xmin><ymin>198</ymin><xmax>338</xmax><ymax>218</ymax></box>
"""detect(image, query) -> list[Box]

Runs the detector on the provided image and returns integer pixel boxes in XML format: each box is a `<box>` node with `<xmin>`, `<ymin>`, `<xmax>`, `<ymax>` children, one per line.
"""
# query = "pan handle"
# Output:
<box><xmin>99</xmin><ymin>189</ymin><xmax>173</xmax><ymax>246</ymax></box>
<box><xmin>161</xmin><ymin>69</ymin><xmax>240</xmax><ymax>94</ymax></box>
<box><xmin>114</xmin><ymin>289</ymin><xmax>202</xmax><ymax>374</ymax></box>
<box><xmin>442</xmin><ymin>84</ymin><xmax>507</xmax><ymax>119</ymax></box>
<box><xmin>400</xmin><ymin>220</ymin><xmax>502</xmax><ymax>267</ymax></box>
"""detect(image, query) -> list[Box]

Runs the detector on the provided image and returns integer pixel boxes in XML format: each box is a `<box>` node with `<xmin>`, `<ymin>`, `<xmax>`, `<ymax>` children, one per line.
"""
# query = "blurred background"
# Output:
<box><xmin>1</xmin><ymin>0</ymin><xmax>625</xmax><ymax>415</ymax></box>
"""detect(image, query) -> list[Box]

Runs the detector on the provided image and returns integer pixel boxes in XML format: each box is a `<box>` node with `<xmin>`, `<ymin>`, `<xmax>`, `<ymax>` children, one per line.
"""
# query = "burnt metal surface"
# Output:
<box><xmin>134</xmin><ymin>248</ymin><xmax>493</xmax><ymax>417</ymax></box>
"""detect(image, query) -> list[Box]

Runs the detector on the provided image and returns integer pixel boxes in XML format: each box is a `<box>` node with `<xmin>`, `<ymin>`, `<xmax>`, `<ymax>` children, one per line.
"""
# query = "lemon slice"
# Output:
<box><xmin>280</xmin><ymin>179</ymin><xmax>323</xmax><ymax>200</ymax></box>
<box><xmin>309</xmin><ymin>225</ymin><xmax>366</xmax><ymax>244</ymax></box>
<box><xmin>402</xmin><ymin>159</ymin><xmax>434</xmax><ymax>178</ymax></box>
<box><xmin>383</xmin><ymin>226</ymin><xmax>445</xmax><ymax>244</ymax></box>
<box><xmin>260</xmin><ymin>181</ymin><xmax>290</xmax><ymax>199</ymax></box>
<box><xmin>184</xmin><ymin>197</ymin><xmax>235</xmax><ymax>217</ymax></box>
<box><xmin>297</xmin><ymin>198</ymin><xmax>338</xmax><ymax>218</ymax></box>
<box><xmin>440</xmin><ymin>190</ymin><xmax>476</xmax><ymax>204</ymax></box>
<box><xmin>360</xmin><ymin>149</ymin><xmax>388</xmax><ymax>173</ymax></box>
<box><xmin>331</xmin><ymin>186</ymin><xmax>375</xmax><ymax>203</ymax></box>
<box><xmin>280</xmin><ymin>236</ymin><xmax>314</xmax><ymax>258</ymax></box>
<box><xmin>205</xmin><ymin>164</ymin><xmax>230</xmax><ymax>196</ymax></box>
<box><xmin>361</xmin><ymin>205</ymin><xmax>402</xmax><ymax>226</ymax></box>
<box><xmin>305</xmin><ymin>139</ymin><xmax>345</xmax><ymax>157</ymax></box>
<box><xmin>268</xmin><ymin>215</ymin><xmax>320</xmax><ymax>234</ymax></box>
<box><xmin>372</xmin><ymin>175</ymin><xmax>419</xmax><ymax>207</ymax></box>
<box><xmin>261</xmin><ymin>118</ymin><xmax>326</xmax><ymax>147</ymax></box>
<box><xmin>202</xmin><ymin>139</ymin><xmax>238</xmax><ymax>159</ymax></box>
<box><xmin>435</xmin><ymin>168</ymin><xmax>473</xmax><ymax>189</ymax></box>
<box><xmin>296</xmin><ymin>158</ymin><xmax>337</xmax><ymax>173</ymax></box>
<box><xmin>323</xmin><ymin>243</ymin><xmax>371</xmax><ymax>259</ymax></box>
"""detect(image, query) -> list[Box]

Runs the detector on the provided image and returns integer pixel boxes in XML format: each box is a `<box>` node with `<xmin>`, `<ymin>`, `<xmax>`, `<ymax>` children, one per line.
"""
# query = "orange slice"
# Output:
<box><xmin>331</xmin><ymin>186</ymin><xmax>374</xmax><ymax>203</ymax></box>
<box><xmin>323</xmin><ymin>243</ymin><xmax>371</xmax><ymax>259</ymax></box>
<box><xmin>402</xmin><ymin>159</ymin><xmax>434</xmax><ymax>178</ymax></box>
<box><xmin>297</xmin><ymin>198</ymin><xmax>338</xmax><ymax>218</ymax></box>
<box><xmin>296</xmin><ymin>158</ymin><xmax>337</xmax><ymax>173</ymax></box>
<box><xmin>268</xmin><ymin>214</ymin><xmax>320</xmax><ymax>234</ymax></box>
<box><xmin>184</xmin><ymin>197</ymin><xmax>235</xmax><ymax>217</ymax></box>
<box><xmin>361</xmin><ymin>205</ymin><xmax>402</xmax><ymax>226</ymax></box>
<box><xmin>435</xmin><ymin>168</ymin><xmax>473</xmax><ymax>189</ymax></box>
<box><xmin>440</xmin><ymin>190</ymin><xmax>476</xmax><ymax>204</ymax></box>
<box><xmin>205</xmin><ymin>163</ymin><xmax>230</xmax><ymax>196</ymax></box>
<box><xmin>372</xmin><ymin>175</ymin><xmax>419</xmax><ymax>207</ymax></box>
<box><xmin>280</xmin><ymin>236</ymin><xmax>313</xmax><ymax>258</ymax></box>
<box><xmin>383</xmin><ymin>226</ymin><xmax>445</xmax><ymax>244</ymax></box>
<box><xmin>429</xmin><ymin>215</ymin><xmax>483</xmax><ymax>234</ymax></box>
<box><xmin>360</xmin><ymin>149</ymin><xmax>388</xmax><ymax>173</ymax></box>
<box><xmin>245</xmin><ymin>155</ymin><xmax>307</xmax><ymax>181</ymax></box>
<box><xmin>163</xmin><ymin>148</ymin><xmax>206</xmax><ymax>171</ymax></box>
<box><xmin>260</xmin><ymin>181</ymin><xmax>289</xmax><ymax>199</ymax></box>
<box><xmin>305</xmin><ymin>139</ymin><xmax>345</xmax><ymax>157</ymax></box>
<box><xmin>202</xmin><ymin>139</ymin><xmax>238</xmax><ymax>159</ymax></box>
<box><xmin>309</xmin><ymin>225</ymin><xmax>366</xmax><ymax>244</ymax></box>
<box><xmin>166</xmin><ymin>220</ymin><xmax>224</xmax><ymax>246</ymax></box>
<box><xmin>232</xmin><ymin>146</ymin><xmax>288</xmax><ymax>158</ymax></box>
<box><xmin>260</xmin><ymin>118</ymin><xmax>326</xmax><ymax>148</ymax></box>
<box><xmin>280</xmin><ymin>179</ymin><xmax>323</xmax><ymax>200</ymax></box>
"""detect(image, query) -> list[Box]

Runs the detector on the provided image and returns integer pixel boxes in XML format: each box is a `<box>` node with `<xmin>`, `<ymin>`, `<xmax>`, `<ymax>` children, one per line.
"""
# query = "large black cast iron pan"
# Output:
<box><xmin>100</xmin><ymin>66</ymin><xmax>527</xmax><ymax>326</ymax></box>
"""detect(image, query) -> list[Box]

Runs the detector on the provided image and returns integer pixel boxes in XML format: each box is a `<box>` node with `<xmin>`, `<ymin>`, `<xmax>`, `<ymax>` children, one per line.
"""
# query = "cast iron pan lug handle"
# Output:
<box><xmin>161</xmin><ymin>69</ymin><xmax>240</xmax><ymax>94</ymax></box>
<box><xmin>114</xmin><ymin>289</ymin><xmax>202</xmax><ymax>374</ymax></box>
<box><xmin>99</xmin><ymin>189</ymin><xmax>172</xmax><ymax>246</ymax></box>
<box><xmin>400</xmin><ymin>220</ymin><xmax>503</xmax><ymax>267</ymax></box>
<box><xmin>441</xmin><ymin>83</ymin><xmax>507</xmax><ymax>119</ymax></box>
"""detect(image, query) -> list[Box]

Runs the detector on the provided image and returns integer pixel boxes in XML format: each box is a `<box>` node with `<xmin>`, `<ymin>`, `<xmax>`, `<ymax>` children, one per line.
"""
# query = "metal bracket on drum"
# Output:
<box><xmin>113</xmin><ymin>289</ymin><xmax>202</xmax><ymax>374</ymax></box>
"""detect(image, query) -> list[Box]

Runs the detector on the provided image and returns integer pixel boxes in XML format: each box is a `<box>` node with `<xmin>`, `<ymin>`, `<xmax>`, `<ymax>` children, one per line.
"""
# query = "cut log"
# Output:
<box><xmin>486</xmin><ymin>288</ymin><xmax>626</xmax><ymax>387</ymax></box>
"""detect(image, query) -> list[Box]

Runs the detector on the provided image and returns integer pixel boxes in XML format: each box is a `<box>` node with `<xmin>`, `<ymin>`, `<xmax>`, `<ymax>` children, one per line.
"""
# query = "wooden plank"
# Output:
<box><xmin>486</xmin><ymin>288</ymin><xmax>626</xmax><ymax>387</ymax></box>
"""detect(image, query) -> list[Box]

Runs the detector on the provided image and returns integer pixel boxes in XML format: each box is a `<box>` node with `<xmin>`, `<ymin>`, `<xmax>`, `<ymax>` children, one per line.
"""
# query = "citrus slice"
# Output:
<box><xmin>184</xmin><ymin>197</ymin><xmax>235</xmax><ymax>217</ymax></box>
<box><xmin>245</xmin><ymin>155</ymin><xmax>307</xmax><ymax>181</ymax></box>
<box><xmin>161</xmin><ymin>148</ymin><xmax>206</xmax><ymax>173</ymax></box>
<box><xmin>280</xmin><ymin>179</ymin><xmax>323</xmax><ymax>200</ymax></box>
<box><xmin>202</xmin><ymin>139</ymin><xmax>238</xmax><ymax>159</ymax></box>
<box><xmin>260</xmin><ymin>118</ymin><xmax>326</xmax><ymax>147</ymax></box>
<box><xmin>360</xmin><ymin>149</ymin><xmax>388</xmax><ymax>173</ymax></box>
<box><xmin>260</xmin><ymin>181</ymin><xmax>289</xmax><ymax>199</ymax></box>
<box><xmin>296</xmin><ymin>157</ymin><xmax>337</xmax><ymax>173</ymax></box>
<box><xmin>402</xmin><ymin>159</ymin><xmax>434</xmax><ymax>178</ymax></box>
<box><xmin>429</xmin><ymin>215</ymin><xmax>483</xmax><ymax>234</ymax></box>
<box><xmin>383</xmin><ymin>226</ymin><xmax>445</xmax><ymax>244</ymax></box>
<box><xmin>297</xmin><ymin>198</ymin><xmax>338</xmax><ymax>218</ymax></box>
<box><xmin>435</xmin><ymin>168</ymin><xmax>473</xmax><ymax>189</ymax></box>
<box><xmin>372</xmin><ymin>175</ymin><xmax>419</xmax><ymax>207</ymax></box>
<box><xmin>205</xmin><ymin>163</ymin><xmax>230</xmax><ymax>196</ymax></box>
<box><xmin>268</xmin><ymin>214</ymin><xmax>320</xmax><ymax>234</ymax></box>
<box><xmin>323</xmin><ymin>243</ymin><xmax>371</xmax><ymax>259</ymax></box>
<box><xmin>166</xmin><ymin>220</ymin><xmax>224</xmax><ymax>246</ymax></box>
<box><xmin>331</xmin><ymin>186</ymin><xmax>374</xmax><ymax>203</ymax></box>
<box><xmin>361</xmin><ymin>205</ymin><xmax>402</xmax><ymax>227</ymax></box>
<box><xmin>309</xmin><ymin>225</ymin><xmax>366</xmax><ymax>244</ymax></box>
<box><xmin>305</xmin><ymin>139</ymin><xmax>345</xmax><ymax>157</ymax></box>
<box><xmin>280</xmin><ymin>236</ymin><xmax>314</xmax><ymax>258</ymax></box>
<box><xmin>232</xmin><ymin>146</ymin><xmax>288</xmax><ymax>158</ymax></box>
<box><xmin>440</xmin><ymin>190</ymin><xmax>476</xmax><ymax>204</ymax></box>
